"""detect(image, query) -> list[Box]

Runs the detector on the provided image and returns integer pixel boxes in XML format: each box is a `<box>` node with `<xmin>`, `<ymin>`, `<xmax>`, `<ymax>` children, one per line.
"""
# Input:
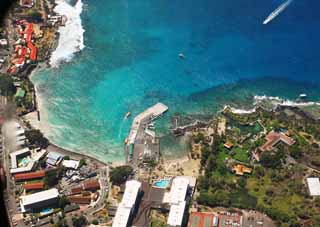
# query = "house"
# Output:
<box><xmin>306</xmin><ymin>178</ymin><xmax>320</xmax><ymax>196</ymax></box>
<box><xmin>23</xmin><ymin>182</ymin><xmax>44</xmax><ymax>191</ymax></box>
<box><xmin>62</xmin><ymin>160</ymin><xmax>80</xmax><ymax>169</ymax></box>
<box><xmin>83</xmin><ymin>179</ymin><xmax>100</xmax><ymax>191</ymax></box>
<box><xmin>46</xmin><ymin>151</ymin><xmax>63</xmax><ymax>166</ymax></box>
<box><xmin>259</xmin><ymin>131</ymin><xmax>295</xmax><ymax>152</ymax></box>
<box><xmin>224</xmin><ymin>141</ymin><xmax>234</xmax><ymax>150</ymax></box>
<box><xmin>0</xmin><ymin>39</ymin><xmax>8</xmax><ymax>46</ymax></box>
<box><xmin>20</xmin><ymin>188</ymin><xmax>59</xmax><ymax>213</ymax></box>
<box><xmin>14</xmin><ymin>170</ymin><xmax>45</xmax><ymax>181</ymax></box>
<box><xmin>68</xmin><ymin>195</ymin><xmax>91</xmax><ymax>205</ymax></box>
<box><xmin>232</xmin><ymin>164</ymin><xmax>252</xmax><ymax>176</ymax></box>
<box><xmin>20</xmin><ymin>0</ymin><xmax>34</xmax><ymax>8</ymax></box>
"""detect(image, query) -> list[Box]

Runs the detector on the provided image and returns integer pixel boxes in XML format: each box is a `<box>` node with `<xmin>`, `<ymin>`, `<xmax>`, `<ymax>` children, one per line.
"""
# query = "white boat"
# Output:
<box><xmin>299</xmin><ymin>94</ymin><xmax>307</xmax><ymax>98</ymax></box>
<box><xmin>178</xmin><ymin>53</ymin><xmax>185</xmax><ymax>59</ymax></box>
<box><xmin>263</xmin><ymin>0</ymin><xmax>293</xmax><ymax>25</ymax></box>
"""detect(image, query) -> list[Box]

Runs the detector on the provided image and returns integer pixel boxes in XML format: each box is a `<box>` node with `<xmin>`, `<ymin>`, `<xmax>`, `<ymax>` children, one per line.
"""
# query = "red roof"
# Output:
<box><xmin>23</xmin><ymin>182</ymin><xmax>44</xmax><ymax>190</ymax></box>
<box><xmin>27</xmin><ymin>42</ymin><xmax>37</xmax><ymax>61</ymax></box>
<box><xmin>83</xmin><ymin>179</ymin><xmax>100</xmax><ymax>191</ymax></box>
<box><xmin>188</xmin><ymin>212</ymin><xmax>216</xmax><ymax>227</ymax></box>
<box><xmin>260</xmin><ymin>131</ymin><xmax>295</xmax><ymax>152</ymax></box>
<box><xmin>14</xmin><ymin>170</ymin><xmax>45</xmax><ymax>181</ymax></box>
<box><xmin>68</xmin><ymin>196</ymin><xmax>91</xmax><ymax>204</ymax></box>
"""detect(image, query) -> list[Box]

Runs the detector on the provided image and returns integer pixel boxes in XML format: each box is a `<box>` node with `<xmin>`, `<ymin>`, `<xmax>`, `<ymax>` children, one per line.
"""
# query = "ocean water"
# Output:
<box><xmin>32</xmin><ymin>0</ymin><xmax>320</xmax><ymax>162</ymax></box>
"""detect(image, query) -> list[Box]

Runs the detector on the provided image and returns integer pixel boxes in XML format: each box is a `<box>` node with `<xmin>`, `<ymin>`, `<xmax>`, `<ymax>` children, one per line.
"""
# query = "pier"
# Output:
<box><xmin>125</xmin><ymin>103</ymin><xmax>168</xmax><ymax>167</ymax></box>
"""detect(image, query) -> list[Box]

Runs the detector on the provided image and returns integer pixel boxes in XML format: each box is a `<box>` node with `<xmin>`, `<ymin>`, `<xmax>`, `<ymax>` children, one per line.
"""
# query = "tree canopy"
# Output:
<box><xmin>110</xmin><ymin>165</ymin><xmax>133</xmax><ymax>186</ymax></box>
<box><xmin>0</xmin><ymin>75</ymin><xmax>16</xmax><ymax>96</ymax></box>
<box><xmin>25</xmin><ymin>129</ymin><xmax>49</xmax><ymax>148</ymax></box>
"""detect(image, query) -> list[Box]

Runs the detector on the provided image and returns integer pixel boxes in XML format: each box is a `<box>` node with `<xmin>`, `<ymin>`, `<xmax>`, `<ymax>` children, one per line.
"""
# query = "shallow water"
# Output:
<box><xmin>32</xmin><ymin>0</ymin><xmax>320</xmax><ymax>162</ymax></box>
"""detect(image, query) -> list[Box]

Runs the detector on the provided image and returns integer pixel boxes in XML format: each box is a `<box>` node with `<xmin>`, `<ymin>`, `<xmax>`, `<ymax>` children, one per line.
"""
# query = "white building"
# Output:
<box><xmin>46</xmin><ymin>151</ymin><xmax>63</xmax><ymax>166</ymax></box>
<box><xmin>10</xmin><ymin>147</ymin><xmax>30</xmax><ymax>169</ymax></box>
<box><xmin>169</xmin><ymin>177</ymin><xmax>189</xmax><ymax>204</ymax></box>
<box><xmin>167</xmin><ymin>177</ymin><xmax>190</xmax><ymax>227</ymax></box>
<box><xmin>167</xmin><ymin>201</ymin><xmax>186</xmax><ymax>227</ymax></box>
<box><xmin>62</xmin><ymin>160</ymin><xmax>80</xmax><ymax>169</ymax></box>
<box><xmin>112</xmin><ymin>180</ymin><xmax>141</xmax><ymax>227</ymax></box>
<box><xmin>20</xmin><ymin>188</ymin><xmax>59</xmax><ymax>213</ymax></box>
<box><xmin>307</xmin><ymin>178</ymin><xmax>320</xmax><ymax>196</ymax></box>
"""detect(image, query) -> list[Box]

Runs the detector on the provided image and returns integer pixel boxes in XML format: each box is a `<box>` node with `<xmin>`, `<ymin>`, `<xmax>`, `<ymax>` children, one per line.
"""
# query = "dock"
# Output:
<box><xmin>125</xmin><ymin>103</ymin><xmax>168</xmax><ymax>166</ymax></box>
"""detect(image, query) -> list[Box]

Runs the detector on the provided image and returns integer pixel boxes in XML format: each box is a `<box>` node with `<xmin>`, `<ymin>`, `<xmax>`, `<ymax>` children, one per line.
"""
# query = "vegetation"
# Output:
<box><xmin>110</xmin><ymin>165</ymin><xmax>133</xmax><ymax>186</ymax></box>
<box><xmin>72</xmin><ymin>215</ymin><xmax>87</xmax><ymax>227</ymax></box>
<box><xmin>25</xmin><ymin>129</ymin><xmax>49</xmax><ymax>148</ymax></box>
<box><xmin>78</xmin><ymin>159</ymin><xmax>86</xmax><ymax>168</ymax></box>
<box><xmin>0</xmin><ymin>74</ymin><xmax>16</xmax><ymax>96</ymax></box>
<box><xmin>44</xmin><ymin>169</ymin><xmax>58</xmax><ymax>188</ymax></box>
<box><xmin>195</xmin><ymin>106</ymin><xmax>320</xmax><ymax>226</ymax></box>
<box><xmin>59</xmin><ymin>195</ymin><xmax>70</xmax><ymax>209</ymax></box>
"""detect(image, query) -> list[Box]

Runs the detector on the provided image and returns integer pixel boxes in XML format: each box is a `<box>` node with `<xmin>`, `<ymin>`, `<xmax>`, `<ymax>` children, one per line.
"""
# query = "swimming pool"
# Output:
<box><xmin>18</xmin><ymin>157</ymin><xmax>30</xmax><ymax>167</ymax></box>
<box><xmin>153</xmin><ymin>179</ymin><xmax>170</xmax><ymax>188</ymax></box>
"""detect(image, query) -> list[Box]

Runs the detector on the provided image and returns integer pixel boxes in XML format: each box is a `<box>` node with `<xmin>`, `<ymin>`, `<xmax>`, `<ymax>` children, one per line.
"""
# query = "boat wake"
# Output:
<box><xmin>50</xmin><ymin>0</ymin><xmax>85</xmax><ymax>67</ymax></box>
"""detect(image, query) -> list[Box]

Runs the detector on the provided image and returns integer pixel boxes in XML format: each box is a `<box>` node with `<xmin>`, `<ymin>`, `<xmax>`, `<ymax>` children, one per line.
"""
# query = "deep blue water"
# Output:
<box><xmin>32</xmin><ymin>0</ymin><xmax>320</xmax><ymax>162</ymax></box>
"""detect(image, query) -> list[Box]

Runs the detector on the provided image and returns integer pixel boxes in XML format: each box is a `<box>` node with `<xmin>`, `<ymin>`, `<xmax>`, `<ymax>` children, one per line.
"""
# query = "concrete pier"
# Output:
<box><xmin>125</xmin><ymin>103</ymin><xmax>168</xmax><ymax>166</ymax></box>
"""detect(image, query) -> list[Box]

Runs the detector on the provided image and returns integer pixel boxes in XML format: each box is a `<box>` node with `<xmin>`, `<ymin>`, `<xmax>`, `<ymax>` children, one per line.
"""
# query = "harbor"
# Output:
<box><xmin>125</xmin><ymin>103</ymin><xmax>168</xmax><ymax>167</ymax></box>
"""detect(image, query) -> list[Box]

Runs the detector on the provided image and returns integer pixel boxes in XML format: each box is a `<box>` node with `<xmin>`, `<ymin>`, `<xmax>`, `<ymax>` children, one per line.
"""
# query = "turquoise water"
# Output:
<box><xmin>154</xmin><ymin>179</ymin><xmax>170</xmax><ymax>188</ymax></box>
<box><xmin>32</xmin><ymin>0</ymin><xmax>320</xmax><ymax>162</ymax></box>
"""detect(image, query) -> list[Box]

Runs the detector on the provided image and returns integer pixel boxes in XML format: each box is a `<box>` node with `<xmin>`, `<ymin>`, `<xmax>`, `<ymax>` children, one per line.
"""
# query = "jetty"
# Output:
<box><xmin>125</xmin><ymin>103</ymin><xmax>168</xmax><ymax>166</ymax></box>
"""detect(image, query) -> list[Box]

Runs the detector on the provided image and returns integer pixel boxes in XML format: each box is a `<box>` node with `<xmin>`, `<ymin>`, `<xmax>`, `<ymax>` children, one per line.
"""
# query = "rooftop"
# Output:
<box><xmin>169</xmin><ymin>177</ymin><xmax>189</xmax><ymax>204</ymax></box>
<box><xmin>112</xmin><ymin>206</ymin><xmax>131</xmax><ymax>227</ymax></box>
<box><xmin>167</xmin><ymin>200</ymin><xmax>186</xmax><ymax>226</ymax></box>
<box><xmin>306</xmin><ymin>178</ymin><xmax>320</xmax><ymax>196</ymax></box>
<box><xmin>20</xmin><ymin>188</ymin><xmax>59</xmax><ymax>207</ymax></box>
<box><xmin>121</xmin><ymin>180</ymin><xmax>141</xmax><ymax>208</ymax></box>
<box><xmin>260</xmin><ymin>131</ymin><xmax>295</xmax><ymax>152</ymax></box>
<box><xmin>14</xmin><ymin>170</ymin><xmax>45</xmax><ymax>181</ymax></box>
<box><xmin>23</xmin><ymin>182</ymin><xmax>44</xmax><ymax>191</ymax></box>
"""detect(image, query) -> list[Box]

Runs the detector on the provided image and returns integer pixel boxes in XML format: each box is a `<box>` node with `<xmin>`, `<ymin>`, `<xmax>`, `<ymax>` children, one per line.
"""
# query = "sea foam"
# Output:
<box><xmin>50</xmin><ymin>0</ymin><xmax>85</xmax><ymax>67</ymax></box>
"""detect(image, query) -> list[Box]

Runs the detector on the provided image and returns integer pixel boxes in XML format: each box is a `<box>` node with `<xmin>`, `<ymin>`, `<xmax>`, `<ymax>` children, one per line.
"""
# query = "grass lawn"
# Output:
<box><xmin>233</xmin><ymin>147</ymin><xmax>249</xmax><ymax>163</ymax></box>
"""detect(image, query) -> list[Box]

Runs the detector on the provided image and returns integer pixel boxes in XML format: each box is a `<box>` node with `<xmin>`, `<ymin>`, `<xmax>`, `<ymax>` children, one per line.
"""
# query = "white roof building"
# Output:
<box><xmin>112</xmin><ymin>206</ymin><xmax>131</xmax><ymax>227</ymax></box>
<box><xmin>10</xmin><ymin>147</ymin><xmax>30</xmax><ymax>169</ymax></box>
<box><xmin>10</xmin><ymin>160</ymin><xmax>35</xmax><ymax>174</ymax></box>
<box><xmin>121</xmin><ymin>180</ymin><xmax>141</xmax><ymax>208</ymax></box>
<box><xmin>20</xmin><ymin>188</ymin><xmax>59</xmax><ymax>212</ymax></box>
<box><xmin>169</xmin><ymin>177</ymin><xmax>189</xmax><ymax>204</ymax></box>
<box><xmin>307</xmin><ymin>178</ymin><xmax>320</xmax><ymax>196</ymax></box>
<box><xmin>112</xmin><ymin>180</ymin><xmax>141</xmax><ymax>227</ymax></box>
<box><xmin>62</xmin><ymin>160</ymin><xmax>80</xmax><ymax>169</ymax></box>
<box><xmin>167</xmin><ymin>200</ymin><xmax>186</xmax><ymax>227</ymax></box>
<box><xmin>46</xmin><ymin>151</ymin><xmax>63</xmax><ymax>166</ymax></box>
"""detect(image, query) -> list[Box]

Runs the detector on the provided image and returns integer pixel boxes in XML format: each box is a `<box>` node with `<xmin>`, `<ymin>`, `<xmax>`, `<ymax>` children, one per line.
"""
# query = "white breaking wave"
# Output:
<box><xmin>225</xmin><ymin>95</ymin><xmax>320</xmax><ymax>115</ymax></box>
<box><xmin>50</xmin><ymin>0</ymin><xmax>85</xmax><ymax>67</ymax></box>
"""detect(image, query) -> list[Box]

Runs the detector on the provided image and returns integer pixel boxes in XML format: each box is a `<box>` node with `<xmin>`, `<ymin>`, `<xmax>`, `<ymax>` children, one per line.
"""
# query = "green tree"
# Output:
<box><xmin>72</xmin><ymin>215</ymin><xmax>87</xmax><ymax>227</ymax></box>
<box><xmin>91</xmin><ymin>219</ymin><xmax>99</xmax><ymax>225</ymax></box>
<box><xmin>0</xmin><ymin>75</ymin><xmax>16</xmax><ymax>96</ymax></box>
<box><xmin>59</xmin><ymin>195</ymin><xmax>70</xmax><ymax>209</ymax></box>
<box><xmin>79</xmin><ymin>159</ymin><xmax>86</xmax><ymax>168</ymax></box>
<box><xmin>260</xmin><ymin>150</ymin><xmax>285</xmax><ymax>169</ymax></box>
<box><xmin>289</xmin><ymin>145</ymin><xmax>302</xmax><ymax>159</ymax></box>
<box><xmin>110</xmin><ymin>165</ymin><xmax>133</xmax><ymax>186</ymax></box>
<box><xmin>44</xmin><ymin>169</ymin><xmax>58</xmax><ymax>188</ymax></box>
<box><xmin>25</xmin><ymin>129</ymin><xmax>49</xmax><ymax>148</ymax></box>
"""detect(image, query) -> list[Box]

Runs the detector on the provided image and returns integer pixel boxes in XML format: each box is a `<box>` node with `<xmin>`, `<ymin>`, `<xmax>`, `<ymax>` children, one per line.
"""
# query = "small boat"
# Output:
<box><xmin>178</xmin><ymin>53</ymin><xmax>185</xmax><ymax>59</ymax></box>
<box><xmin>125</xmin><ymin>112</ymin><xmax>131</xmax><ymax>119</ymax></box>
<box><xmin>299</xmin><ymin>94</ymin><xmax>307</xmax><ymax>99</ymax></box>
<box><xmin>124</xmin><ymin>138</ymin><xmax>128</xmax><ymax>144</ymax></box>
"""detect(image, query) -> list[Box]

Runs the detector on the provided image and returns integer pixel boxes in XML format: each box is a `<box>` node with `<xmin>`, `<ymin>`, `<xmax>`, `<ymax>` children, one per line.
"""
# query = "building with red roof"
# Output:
<box><xmin>23</xmin><ymin>182</ymin><xmax>44</xmax><ymax>191</ymax></box>
<box><xmin>14</xmin><ymin>170</ymin><xmax>45</xmax><ymax>181</ymax></box>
